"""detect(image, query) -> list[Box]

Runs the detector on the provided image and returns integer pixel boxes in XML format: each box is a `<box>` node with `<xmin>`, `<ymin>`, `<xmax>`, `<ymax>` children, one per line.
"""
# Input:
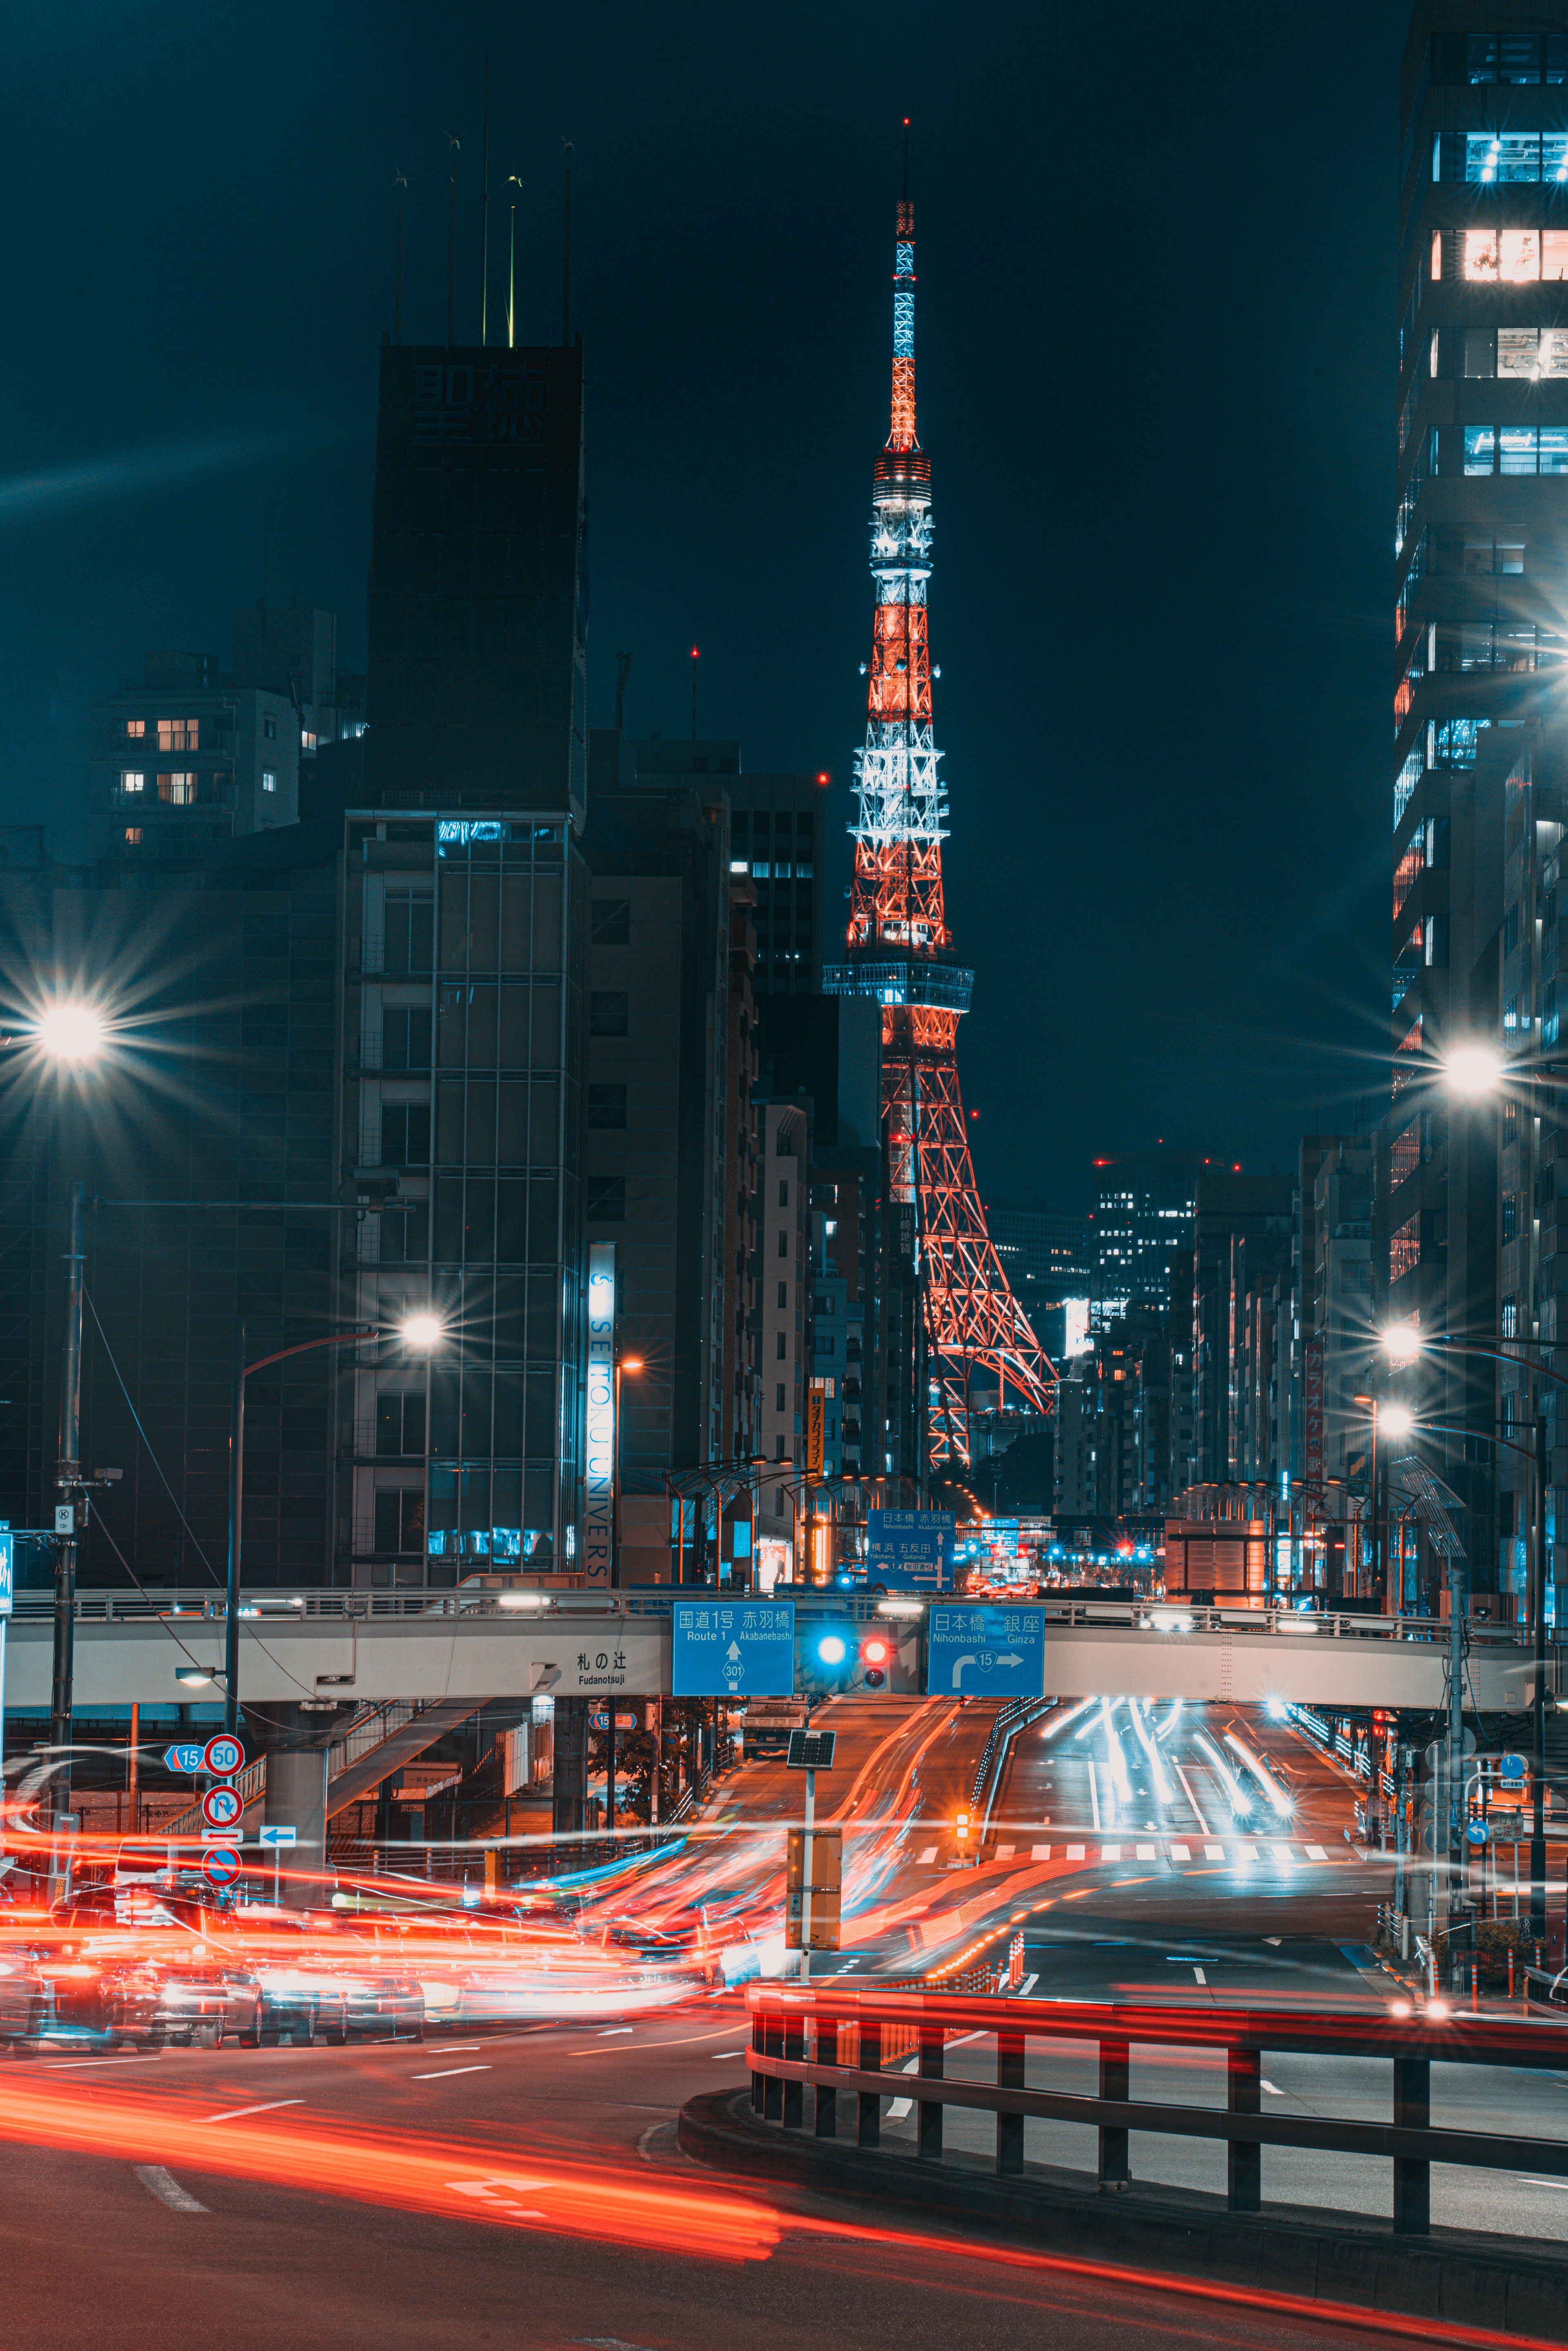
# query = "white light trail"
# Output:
<box><xmin>1194</xmin><ymin>1729</ymin><xmax>1253</xmax><ymax>1819</ymax></box>
<box><xmin>1224</xmin><ymin>1729</ymin><xmax>1294</xmax><ymax>1817</ymax></box>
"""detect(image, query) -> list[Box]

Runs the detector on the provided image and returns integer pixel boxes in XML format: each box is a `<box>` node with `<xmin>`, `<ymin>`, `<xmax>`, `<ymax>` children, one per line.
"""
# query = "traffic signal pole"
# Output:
<box><xmin>800</xmin><ymin>1764</ymin><xmax>815</xmax><ymax>1984</ymax></box>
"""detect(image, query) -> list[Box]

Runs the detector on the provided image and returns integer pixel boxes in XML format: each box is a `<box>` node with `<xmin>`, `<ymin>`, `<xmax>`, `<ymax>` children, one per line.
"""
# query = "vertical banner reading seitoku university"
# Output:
<box><xmin>584</xmin><ymin>1243</ymin><xmax>616</xmax><ymax>1587</ymax></box>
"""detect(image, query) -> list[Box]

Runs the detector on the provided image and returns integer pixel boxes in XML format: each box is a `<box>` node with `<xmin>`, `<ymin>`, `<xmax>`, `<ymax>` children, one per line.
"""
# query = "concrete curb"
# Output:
<box><xmin>677</xmin><ymin>2090</ymin><xmax>1568</xmax><ymax>2342</ymax></box>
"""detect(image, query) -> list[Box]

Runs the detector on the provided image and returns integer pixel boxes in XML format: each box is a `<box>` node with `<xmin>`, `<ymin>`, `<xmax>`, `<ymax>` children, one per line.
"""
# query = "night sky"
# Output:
<box><xmin>4</xmin><ymin>2</ymin><xmax>1405</xmax><ymax>1210</ymax></box>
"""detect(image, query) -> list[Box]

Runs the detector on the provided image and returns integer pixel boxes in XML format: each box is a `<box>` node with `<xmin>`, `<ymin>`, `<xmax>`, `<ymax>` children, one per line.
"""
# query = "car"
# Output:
<box><xmin>148</xmin><ymin>1961</ymin><xmax>263</xmax><ymax>2049</ymax></box>
<box><xmin>27</xmin><ymin>1945</ymin><xmax>167</xmax><ymax>2048</ymax></box>
<box><xmin>0</xmin><ymin>1954</ymin><xmax>47</xmax><ymax>2050</ymax></box>
<box><xmin>336</xmin><ymin>1969</ymin><xmax>425</xmax><ymax>2040</ymax></box>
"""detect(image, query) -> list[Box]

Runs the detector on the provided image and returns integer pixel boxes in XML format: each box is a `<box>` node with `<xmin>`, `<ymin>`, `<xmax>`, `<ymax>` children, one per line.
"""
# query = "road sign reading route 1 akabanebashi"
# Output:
<box><xmin>671</xmin><ymin>1601</ymin><xmax>795</xmax><ymax>1698</ymax></box>
<box><xmin>923</xmin><ymin>1604</ymin><xmax>1046</xmax><ymax>1698</ymax></box>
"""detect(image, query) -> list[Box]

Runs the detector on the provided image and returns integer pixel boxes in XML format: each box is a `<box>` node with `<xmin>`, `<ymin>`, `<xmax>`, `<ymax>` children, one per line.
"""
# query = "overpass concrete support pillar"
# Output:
<box><xmin>249</xmin><ymin>1704</ymin><xmax>331</xmax><ymax>1908</ymax></box>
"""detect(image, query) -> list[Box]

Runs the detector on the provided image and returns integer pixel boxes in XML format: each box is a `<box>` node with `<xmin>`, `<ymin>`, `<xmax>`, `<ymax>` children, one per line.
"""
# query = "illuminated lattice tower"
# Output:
<box><xmin>824</xmin><ymin>185</ymin><xmax>1056</xmax><ymax>1470</ymax></box>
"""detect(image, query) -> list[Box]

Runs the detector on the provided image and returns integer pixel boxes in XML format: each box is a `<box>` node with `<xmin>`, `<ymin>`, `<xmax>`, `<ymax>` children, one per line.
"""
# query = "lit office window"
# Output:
<box><xmin>120</xmin><ymin>770</ymin><xmax>145</xmax><ymax>794</ymax></box>
<box><xmin>1501</xmin><ymin>427</ymin><xmax>1540</xmax><ymax>475</ymax></box>
<box><xmin>124</xmin><ymin>827</ymin><xmax>142</xmax><ymax>845</ymax></box>
<box><xmin>1502</xmin><ymin>230</ymin><xmax>1543</xmax><ymax>281</ymax></box>
<box><xmin>156</xmin><ymin>718</ymin><xmax>198</xmax><ymax>751</ymax></box>
<box><xmin>1390</xmin><ymin>1214</ymin><xmax>1421</xmax><ymax>1283</ymax></box>
<box><xmin>124</xmin><ymin>718</ymin><xmax>145</xmax><ymax>739</ymax></box>
<box><xmin>157</xmin><ymin>772</ymin><xmax>196</xmax><ymax>804</ymax></box>
<box><xmin>300</xmin><ymin>730</ymin><xmax>317</xmax><ymax>751</ymax></box>
<box><xmin>262</xmin><ymin>769</ymin><xmax>277</xmax><ymax>792</ymax></box>
<box><xmin>1431</xmin><ymin>230</ymin><xmax>1442</xmax><ymax>280</ymax></box>
<box><xmin>1464</xmin><ymin>230</ymin><xmax>1499</xmax><ymax>281</ymax></box>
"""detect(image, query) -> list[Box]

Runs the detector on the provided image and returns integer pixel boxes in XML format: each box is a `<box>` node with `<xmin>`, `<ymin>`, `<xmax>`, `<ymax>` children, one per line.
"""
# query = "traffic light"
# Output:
<box><xmin>859</xmin><ymin>1631</ymin><xmax>892</xmax><ymax>1689</ymax></box>
<box><xmin>813</xmin><ymin>1631</ymin><xmax>849</xmax><ymax>1671</ymax></box>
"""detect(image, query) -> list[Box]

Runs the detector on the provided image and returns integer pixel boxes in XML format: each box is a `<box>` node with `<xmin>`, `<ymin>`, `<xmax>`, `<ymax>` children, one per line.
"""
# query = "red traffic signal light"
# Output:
<box><xmin>860</xmin><ymin>1633</ymin><xmax>891</xmax><ymax>1690</ymax></box>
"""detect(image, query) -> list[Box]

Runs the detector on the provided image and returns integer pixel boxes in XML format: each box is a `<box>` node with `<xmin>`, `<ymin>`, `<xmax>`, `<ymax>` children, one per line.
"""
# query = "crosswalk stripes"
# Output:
<box><xmin>983</xmin><ymin>1838</ymin><xmax>1345</xmax><ymax>1873</ymax></box>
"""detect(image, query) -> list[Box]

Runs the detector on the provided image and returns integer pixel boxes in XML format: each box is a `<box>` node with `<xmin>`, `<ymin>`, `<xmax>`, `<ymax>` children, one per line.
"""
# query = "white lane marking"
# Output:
<box><xmin>39</xmin><ymin>2057</ymin><xmax>147</xmax><ymax>2071</ymax></box>
<box><xmin>886</xmin><ymin>2053</ymin><xmax>921</xmax><ymax>2119</ymax></box>
<box><xmin>134</xmin><ymin>2165</ymin><xmax>206</xmax><ymax>2214</ymax></box>
<box><xmin>1169</xmin><ymin>1842</ymin><xmax>1191</xmax><ymax>1860</ymax></box>
<box><xmin>1270</xmin><ymin>1843</ymin><xmax>1294</xmax><ymax>1865</ymax></box>
<box><xmin>204</xmin><ymin>2098</ymin><xmax>304</xmax><ymax>2123</ymax></box>
<box><xmin>996</xmin><ymin>1844</ymin><xmax>1016</xmax><ymax>1859</ymax></box>
<box><xmin>947</xmin><ymin>2030</ymin><xmax>987</xmax><ymax>2047</ymax></box>
<box><xmin>916</xmin><ymin>1845</ymin><xmax>938</xmax><ymax>1864</ymax></box>
<box><xmin>598</xmin><ymin>2027</ymin><xmax>634</xmax><ymax>2037</ymax></box>
<box><xmin>1018</xmin><ymin>1972</ymin><xmax>1039</xmax><ymax>1995</ymax></box>
<box><xmin>1100</xmin><ymin>1844</ymin><xmax>1122</xmax><ymax>1863</ymax></box>
<box><xmin>1174</xmin><ymin>1761</ymin><xmax>1211</xmax><ymax>1835</ymax></box>
<box><xmin>1262</xmin><ymin>2080</ymin><xmax>1283</xmax><ymax>2095</ymax></box>
<box><xmin>1204</xmin><ymin>1843</ymin><xmax>1225</xmax><ymax>1861</ymax></box>
<box><xmin>1192</xmin><ymin>1967</ymin><xmax>1207</xmax><ymax>1985</ymax></box>
<box><xmin>575</xmin><ymin>2339</ymin><xmax>664</xmax><ymax>2349</ymax></box>
<box><xmin>1031</xmin><ymin>1843</ymin><xmax>1051</xmax><ymax>1859</ymax></box>
<box><xmin>1136</xmin><ymin>1844</ymin><xmax>1156</xmax><ymax>1859</ymax></box>
<box><xmin>1088</xmin><ymin>1760</ymin><xmax>1102</xmax><ymax>1831</ymax></box>
<box><xmin>711</xmin><ymin>2050</ymin><xmax>745</xmax><ymax>2059</ymax></box>
<box><xmin>412</xmin><ymin>2065</ymin><xmax>492</xmax><ymax>2080</ymax></box>
<box><xmin>1305</xmin><ymin>1843</ymin><xmax>1329</xmax><ymax>1860</ymax></box>
<box><xmin>1066</xmin><ymin>1843</ymin><xmax>1085</xmax><ymax>1861</ymax></box>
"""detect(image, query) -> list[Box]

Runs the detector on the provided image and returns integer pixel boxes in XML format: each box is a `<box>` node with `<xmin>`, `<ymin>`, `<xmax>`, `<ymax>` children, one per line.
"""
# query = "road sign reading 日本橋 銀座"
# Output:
<box><xmin>923</xmin><ymin>1604</ymin><xmax>1046</xmax><ymax>1698</ymax></box>
<box><xmin>671</xmin><ymin>1600</ymin><xmax>796</xmax><ymax>1698</ymax></box>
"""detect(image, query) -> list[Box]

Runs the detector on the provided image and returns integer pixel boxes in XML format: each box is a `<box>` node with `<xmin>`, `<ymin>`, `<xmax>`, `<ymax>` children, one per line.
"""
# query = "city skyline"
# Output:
<box><xmin>2</xmin><ymin>1</ymin><xmax>1406</xmax><ymax>1205</ymax></box>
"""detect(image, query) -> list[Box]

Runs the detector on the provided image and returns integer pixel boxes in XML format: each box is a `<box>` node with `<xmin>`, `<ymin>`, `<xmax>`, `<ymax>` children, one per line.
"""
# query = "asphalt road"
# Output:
<box><xmin>0</xmin><ymin>1998</ymin><xmax>1521</xmax><ymax>2351</ymax></box>
<box><xmin>2</xmin><ymin>1696</ymin><xmax>1563</xmax><ymax>2347</ymax></box>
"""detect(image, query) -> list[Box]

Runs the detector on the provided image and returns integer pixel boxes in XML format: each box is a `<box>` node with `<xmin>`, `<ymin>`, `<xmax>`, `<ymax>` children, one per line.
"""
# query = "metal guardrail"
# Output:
<box><xmin>744</xmin><ymin>1982</ymin><xmax>1568</xmax><ymax>2237</ymax></box>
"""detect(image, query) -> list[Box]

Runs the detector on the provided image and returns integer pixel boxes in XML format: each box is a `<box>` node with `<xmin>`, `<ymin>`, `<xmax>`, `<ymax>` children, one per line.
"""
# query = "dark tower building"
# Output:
<box><xmin>364</xmin><ymin>346</ymin><xmax>587</xmax><ymax>820</ymax></box>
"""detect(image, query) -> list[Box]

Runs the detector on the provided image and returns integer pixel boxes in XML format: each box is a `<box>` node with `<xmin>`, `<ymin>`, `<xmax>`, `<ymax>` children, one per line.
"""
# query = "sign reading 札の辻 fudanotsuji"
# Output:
<box><xmin>864</xmin><ymin>1508</ymin><xmax>955</xmax><ymax>1591</ymax></box>
<box><xmin>923</xmin><ymin>1604</ymin><xmax>1046</xmax><ymax>1698</ymax></box>
<box><xmin>671</xmin><ymin>1601</ymin><xmax>796</xmax><ymax>1698</ymax></box>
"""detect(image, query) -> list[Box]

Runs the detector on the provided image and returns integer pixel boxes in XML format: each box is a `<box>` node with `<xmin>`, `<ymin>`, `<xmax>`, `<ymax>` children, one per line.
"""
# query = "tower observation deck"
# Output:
<box><xmin>824</xmin><ymin>169</ymin><xmax>1057</xmax><ymax>1470</ymax></box>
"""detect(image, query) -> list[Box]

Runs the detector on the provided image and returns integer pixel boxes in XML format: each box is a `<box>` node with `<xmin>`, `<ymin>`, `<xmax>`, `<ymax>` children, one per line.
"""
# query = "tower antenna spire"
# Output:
<box><xmin>394</xmin><ymin>168</ymin><xmax>407</xmax><ymax>346</ymax></box>
<box><xmin>902</xmin><ymin>114</ymin><xmax>909</xmax><ymax>202</ymax></box>
<box><xmin>445</xmin><ymin>132</ymin><xmax>461</xmax><ymax>347</ymax></box>
<box><xmin>480</xmin><ymin>59</ymin><xmax>491</xmax><ymax>344</ymax></box>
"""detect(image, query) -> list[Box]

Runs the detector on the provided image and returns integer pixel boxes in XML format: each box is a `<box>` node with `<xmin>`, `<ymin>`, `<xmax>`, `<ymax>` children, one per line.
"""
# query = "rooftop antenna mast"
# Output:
<box><xmin>394</xmin><ymin>169</ymin><xmax>408</xmax><ymax>346</ymax></box>
<box><xmin>445</xmin><ymin>131</ymin><xmax>461</xmax><ymax>346</ymax></box>
<box><xmin>479</xmin><ymin>60</ymin><xmax>491</xmax><ymax>343</ymax></box>
<box><xmin>507</xmin><ymin>173</ymin><xmax>523</xmax><ymax>349</ymax></box>
<box><xmin>561</xmin><ymin>137</ymin><xmax>574</xmax><ymax>345</ymax></box>
<box><xmin>690</xmin><ymin>644</ymin><xmax>699</xmax><ymax>742</ymax></box>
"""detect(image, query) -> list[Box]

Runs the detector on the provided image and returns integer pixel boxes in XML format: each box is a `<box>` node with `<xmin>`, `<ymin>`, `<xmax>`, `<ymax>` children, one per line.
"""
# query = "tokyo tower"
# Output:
<box><xmin>825</xmin><ymin>155</ymin><xmax>1057</xmax><ymax>1471</ymax></box>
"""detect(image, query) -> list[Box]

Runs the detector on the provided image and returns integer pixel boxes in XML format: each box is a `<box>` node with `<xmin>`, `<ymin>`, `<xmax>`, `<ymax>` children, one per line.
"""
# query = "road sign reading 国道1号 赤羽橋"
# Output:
<box><xmin>924</xmin><ymin>1604</ymin><xmax>1046</xmax><ymax>1698</ymax></box>
<box><xmin>671</xmin><ymin>1601</ymin><xmax>796</xmax><ymax>1698</ymax></box>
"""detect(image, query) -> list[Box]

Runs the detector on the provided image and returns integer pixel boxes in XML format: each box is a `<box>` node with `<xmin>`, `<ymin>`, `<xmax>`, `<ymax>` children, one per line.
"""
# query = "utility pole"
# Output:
<box><xmin>1532</xmin><ymin>1410</ymin><xmax>1548</xmax><ymax>1943</ymax></box>
<box><xmin>50</xmin><ymin>1181</ymin><xmax>86</xmax><ymax>1843</ymax></box>
<box><xmin>224</xmin><ymin>1320</ymin><xmax>245</xmax><ymax>1739</ymax></box>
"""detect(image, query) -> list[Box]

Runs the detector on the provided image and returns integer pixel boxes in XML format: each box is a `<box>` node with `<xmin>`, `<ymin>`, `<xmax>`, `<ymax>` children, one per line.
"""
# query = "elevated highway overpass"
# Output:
<box><xmin>2</xmin><ymin>1589</ymin><xmax>1554</xmax><ymax>1715</ymax></box>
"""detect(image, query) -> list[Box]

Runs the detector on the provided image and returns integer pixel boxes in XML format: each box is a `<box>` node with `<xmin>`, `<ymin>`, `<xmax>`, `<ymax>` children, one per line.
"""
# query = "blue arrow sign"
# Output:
<box><xmin>258</xmin><ymin>1824</ymin><xmax>297</xmax><ymax>1849</ymax></box>
<box><xmin>1466</xmin><ymin>1818</ymin><xmax>1491</xmax><ymax>1846</ymax></box>
<box><xmin>163</xmin><ymin>1743</ymin><xmax>207</xmax><ymax>1775</ymax></box>
<box><xmin>672</xmin><ymin>1600</ymin><xmax>795</xmax><ymax>1698</ymax></box>
<box><xmin>924</xmin><ymin>1604</ymin><xmax>1046</xmax><ymax>1698</ymax></box>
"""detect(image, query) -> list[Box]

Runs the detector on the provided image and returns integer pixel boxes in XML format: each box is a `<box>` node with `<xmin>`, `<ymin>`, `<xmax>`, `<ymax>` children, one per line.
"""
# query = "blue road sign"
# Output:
<box><xmin>924</xmin><ymin>1604</ymin><xmax>1046</xmax><ymax>1698</ymax></box>
<box><xmin>163</xmin><ymin>1743</ymin><xmax>207</xmax><ymax>1775</ymax></box>
<box><xmin>204</xmin><ymin>1848</ymin><xmax>242</xmax><ymax>1888</ymax></box>
<box><xmin>1466</xmin><ymin>1818</ymin><xmax>1491</xmax><ymax>1846</ymax></box>
<box><xmin>672</xmin><ymin>1600</ymin><xmax>796</xmax><ymax>1698</ymax></box>
<box><xmin>1499</xmin><ymin>1752</ymin><xmax>1527</xmax><ymax>1786</ymax></box>
<box><xmin>0</xmin><ymin>1527</ymin><xmax>12</xmax><ymax>1620</ymax></box>
<box><xmin>864</xmin><ymin>1509</ymin><xmax>955</xmax><ymax>1593</ymax></box>
<box><xmin>258</xmin><ymin>1824</ymin><xmax>297</xmax><ymax>1849</ymax></box>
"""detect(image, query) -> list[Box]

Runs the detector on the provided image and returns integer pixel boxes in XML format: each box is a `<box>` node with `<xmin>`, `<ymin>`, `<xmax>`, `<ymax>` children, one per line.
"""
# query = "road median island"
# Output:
<box><xmin>677</xmin><ymin>2087</ymin><xmax>1568</xmax><ymax>2342</ymax></box>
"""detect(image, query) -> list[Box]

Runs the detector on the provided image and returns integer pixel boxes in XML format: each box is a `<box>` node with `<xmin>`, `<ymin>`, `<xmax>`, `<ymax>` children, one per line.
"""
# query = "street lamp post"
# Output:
<box><xmin>50</xmin><ymin>1180</ymin><xmax>86</xmax><ymax>1841</ymax></box>
<box><xmin>1383</xmin><ymin>1318</ymin><xmax>1558</xmax><ymax>1941</ymax></box>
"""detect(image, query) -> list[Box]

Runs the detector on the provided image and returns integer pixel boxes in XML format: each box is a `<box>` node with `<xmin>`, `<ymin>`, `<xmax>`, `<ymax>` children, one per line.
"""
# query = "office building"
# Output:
<box><xmin>1088</xmin><ymin>1150</ymin><xmax>1207</xmax><ymax>1320</ymax></box>
<box><xmin>363</xmin><ymin>345</ymin><xmax>587</xmax><ymax>820</ymax></box>
<box><xmin>632</xmin><ymin>739</ymin><xmax>826</xmax><ymax>996</ymax></box>
<box><xmin>986</xmin><ymin>1199</ymin><xmax>1091</xmax><ymax>1341</ymax></box>
<box><xmin>579</xmin><ymin>780</ymin><xmax>735</xmax><ymax>1575</ymax></box>
<box><xmin>88</xmin><ymin>605</ymin><xmax>364</xmax><ymax>864</ymax></box>
<box><xmin>1183</xmin><ymin>1168</ymin><xmax>1294</xmax><ymax>1493</ymax></box>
